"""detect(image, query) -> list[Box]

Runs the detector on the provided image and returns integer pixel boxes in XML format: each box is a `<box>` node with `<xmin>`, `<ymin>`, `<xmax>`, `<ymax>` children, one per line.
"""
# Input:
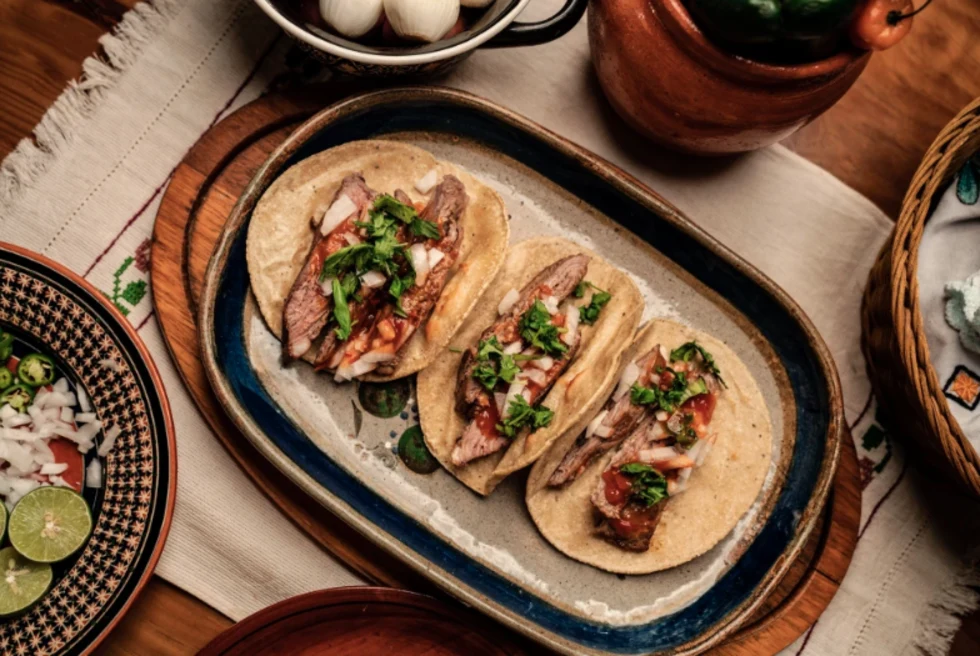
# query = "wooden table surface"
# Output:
<box><xmin>2</xmin><ymin>0</ymin><xmax>979</xmax><ymax>654</ymax></box>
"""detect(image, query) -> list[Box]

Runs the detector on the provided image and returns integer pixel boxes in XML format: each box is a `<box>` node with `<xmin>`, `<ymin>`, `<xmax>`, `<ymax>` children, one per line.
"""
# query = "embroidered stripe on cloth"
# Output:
<box><xmin>0</xmin><ymin>0</ymin><xmax>976</xmax><ymax>653</ymax></box>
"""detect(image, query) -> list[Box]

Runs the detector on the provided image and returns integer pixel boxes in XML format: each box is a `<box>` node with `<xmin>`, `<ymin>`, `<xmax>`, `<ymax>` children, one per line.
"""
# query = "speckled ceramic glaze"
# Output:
<box><xmin>588</xmin><ymin>0</ymin><xmax>871</xmax><ymax>154</ymax></box>
<box><xmin>0</xmin><ymin>243</ymin><xmax>176</xmax><ymax>656</ymax></box>
<box><xmin>254</xmin><ymin>0</ymin><xmax>588</xmax><ymax>77</ymax></box>
<box><xmin>199</xmin><ymin>88</ymin><xmax>843</xmax><ymax>655</ymax></box>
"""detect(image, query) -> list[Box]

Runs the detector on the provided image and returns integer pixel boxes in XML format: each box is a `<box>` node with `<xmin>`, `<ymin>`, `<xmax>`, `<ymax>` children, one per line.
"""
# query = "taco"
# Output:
<box><xmin>246</xmin><ymin>140</ymin><xmax>509</xmax><ymax>382</ymax></box>
<box><xmin>417</xmin><ymin>237</ymin><xmax>643</xmax><ymax>496</ymax></box>
<box><xmin>526</xmin><ymin>319</ymin><xmax>773</xmax><ymax>574</ymax></box>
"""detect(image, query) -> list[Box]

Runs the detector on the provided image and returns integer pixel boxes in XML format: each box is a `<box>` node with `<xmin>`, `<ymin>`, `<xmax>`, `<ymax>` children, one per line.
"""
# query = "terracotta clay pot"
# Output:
<box><xmin>588</xmin><ymin>0</ymin><xmax>872</xmax><ymax>154</ymax></box>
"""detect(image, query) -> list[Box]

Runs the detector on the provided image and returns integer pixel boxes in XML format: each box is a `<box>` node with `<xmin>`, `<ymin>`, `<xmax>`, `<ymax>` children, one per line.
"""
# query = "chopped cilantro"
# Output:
<box><xmin>630</xmin><ymin>373</ymin><xmax>707</xmax><ymax>413</ymax></box>
<box><xmin>449</xmin><ymin>347</ymin><xmax>463</xmax><ymax>354</ymax></box>
<box><xmin>519</xmin><ymin>300</ymin><xmax>568</xmax><ymax>357</ymax></box>
<box><xmin>619</xmin><ymin>463</ymin><xmax>668</xmax><ymax>507</ymax></box>
<box><xmin>496</xmin><ymin>395</ymin><xmax>554</xmax><ymax>439</ymax></box>
<box><xmin>410</xmin><ymin>218</ymin><xmax>442</xmax><ymax>240</ymax></box>
<box><xmin>573</xmin><ymin>282</ymin><xmax>587</xmax><ymax>298</ymax></box>
<box><xmin>579</xmin><ymin>290</ymin><xmax>611</xmax><ymax>325</ymax></box>
<box><xmin>332</xmin><ymin>278</ymin><xmax>353</xmax><ymax>341</ymax></box>
<box><xmin>471</xmin><ymin>336</ymin><xmax>520</xmax><ymax>391</ymax></box>
<box><xmin>669</xmin><ymin>341</ymin><xmax>725</xmax><ymax>385</ymax></box>
<box><xmin>673</xmin><ymin>413</ymin><xmax>699</xmax><ymax>449</ymax></box>
<box><xmin>389</xmin><ymin>272</ymin><xmax>416</xmax><ymax>318</ymax></box>
<box><xmin>340</xmin><ymin>272</ymin><xmax>359</xmax><ymax>298</ymax></box>
<box><xmin>374</xmin><ymin>195</ymin><xmax>418</xmax><ymax>223</ymax></box>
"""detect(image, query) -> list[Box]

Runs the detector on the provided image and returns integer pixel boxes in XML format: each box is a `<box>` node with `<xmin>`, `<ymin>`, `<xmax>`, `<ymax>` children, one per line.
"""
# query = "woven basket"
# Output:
<box><xmin>863</xmin><ymin>96</ymin><xmax>980</xmax><ymax>498</ymax></box>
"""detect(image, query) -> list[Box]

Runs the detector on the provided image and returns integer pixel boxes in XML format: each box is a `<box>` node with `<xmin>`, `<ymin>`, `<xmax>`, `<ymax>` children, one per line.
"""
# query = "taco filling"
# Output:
<box><xmin>590</xmin><ymin>341</ymin><xmax>723</xmax><ymax>551</ymax></box>
<box><xmin>450</xmin><ymin>255</ymin><xmax>605</xmax><ymax>466</ymax></box>
<box><xmin>281</xmin><ymin>172</ymin><xmax>468</xmax><ymax>382</ymax></box>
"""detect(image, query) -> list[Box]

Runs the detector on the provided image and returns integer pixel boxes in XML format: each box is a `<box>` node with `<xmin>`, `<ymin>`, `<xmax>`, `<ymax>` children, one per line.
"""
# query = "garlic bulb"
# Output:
<box><xmin>320</xmin><ymin>0</ymin><xmax>384</xmax><ymax>38</ymax></box>
<box><xmin>461</xmin><ymin>0</ymin><xmax>494</xmax><ymax>6</ymax></box>
<box><xmin>384</xmin><ymin>0</ymin><xmax>460</xmax><ymax>43</ymax></box>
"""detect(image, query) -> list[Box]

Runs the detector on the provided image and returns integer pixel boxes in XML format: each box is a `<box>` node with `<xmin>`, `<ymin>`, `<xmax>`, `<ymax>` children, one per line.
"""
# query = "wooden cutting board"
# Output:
<box><xmin>150</xmin><ymin>84</ymin><xmax>860</xmax><ymax>655</ymax></box>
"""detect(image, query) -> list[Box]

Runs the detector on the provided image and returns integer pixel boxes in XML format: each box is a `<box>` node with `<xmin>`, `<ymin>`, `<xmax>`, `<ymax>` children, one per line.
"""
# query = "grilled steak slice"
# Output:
<box><xmin>547</xmin><ymin>346</ymin><xmax>666</xmax><ymax>487</ymax></box>
<box><xmin>455</xmin><ymin>254</ymin><xmax>590</xmax><ymax>414</ymax></box>
<box><xmin>282</xmin><ymin>174</ymin><xmax>374</xmax><ymax>360</ymax></box>
<box><xmin>364</xmin><ymin>176</ymin><xmax>468</xmax><ymax>377</ymax></box>
<box><xmin>450</xmin><ymin>254</ymin><xmax>590</xmax><ymax>467</ymax></box>
<box><xmin>594</xmin><ymin>503</ymin><xmax>665</xmax><ymax>552</ymax></box>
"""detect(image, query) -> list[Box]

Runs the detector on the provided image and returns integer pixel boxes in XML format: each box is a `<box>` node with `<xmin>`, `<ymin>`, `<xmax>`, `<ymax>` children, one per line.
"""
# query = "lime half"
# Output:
<box><xmin>0</xmin><ymin>501</ymin><xmax>6</xmax><ymax>542</ymax></box>
<box><xmin>0</xmin><ymin>546</ymin><xmax>53</xmax><ymax>616</ymax></box>
<box><xmin>9</xmin><ymin>487</ymin><xmax>92</xmax><ymax>563</ymax></box>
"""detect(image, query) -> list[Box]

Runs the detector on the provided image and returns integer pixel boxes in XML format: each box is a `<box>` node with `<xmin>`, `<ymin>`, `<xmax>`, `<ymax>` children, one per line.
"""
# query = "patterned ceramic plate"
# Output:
<box><xmin>199</xmin><ymin>88</ymin><xmax>843</xmax><ymax>656</ymax></box>
<box><xmin>0</xmin><ymin>243</ymin><xmax>176</xmax><ymax>655</ymax></box>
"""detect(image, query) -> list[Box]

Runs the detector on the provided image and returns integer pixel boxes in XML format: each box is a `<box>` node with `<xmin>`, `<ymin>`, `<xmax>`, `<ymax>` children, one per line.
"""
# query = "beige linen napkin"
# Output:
<box><xmin>1</xmin><ymin>0</ymin><xmax>974</xmax><ymax>653</ymax></box>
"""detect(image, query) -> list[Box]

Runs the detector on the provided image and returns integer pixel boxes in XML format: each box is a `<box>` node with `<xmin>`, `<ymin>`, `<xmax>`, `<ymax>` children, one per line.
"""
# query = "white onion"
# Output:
<box><xmin>613</xmin><ymin>361</ymin><xmax>640</xmax><ymax>401</ymax></box>
<box><xmin>542</xmin><ymin>296</ymin><xmax>560</xmax><ymax>315</ymax></box>
<box><xmin>409</xmin><ymin>244</ymin><xmax>430</xmax><ymax>285</ymax></box>
<box><xmin>497</xmin><ymin>289</ymin><xmax>520</xmax><ymax>316</ymax></box>
<box><xmin>531</xmin><ymin>355</ymin><xmax>555</xmax><ymax>371</ymax></box>
<box><xmin>641</xmin><ymin>446</ymin><xmax>683</xmax><ymax>463</ymax></box>
<box><xmin>384</xmin><ymin>0</ymin><xmax>459</xmax><ymax>42</ymax></box>
<box><xmin>75</xmin><ymin>412</ymin><xmax>97</xmax><ymax>424</ymax></box>
<box><xmin>98</xmin><ymin>424</ymin><xmax>122</xmax><ymax>457</ymax></box>
<box><xmin>502</xmin><ymin>381</ymin><xmax>527</xmax><ymax>417</ymax></box>
<box><xmin>655</xmin><ymin>410</ymin><xmax>669</xmax><ymax>422</ymax></box>
<box><xmin>49</xmin><ymin>475</ymin><xmax>71</xmax><ymax>489</ymax></box>
<box><xmin>320</xmin><ymin>194</ymin><xmax>358</xmax><ymax>236</ymax></box>
<box><xmin>415</xmin><ymin>169</ymin><xmax>439</xmax><ymax>193</ymax></box>
<box><xmin>320</xmin><ymin>0</ymin><xmax>383</xmax><ymax>38</ymax></box>
<box><xmin>0</xmin><ymin>405</ymin><xmax>15</xmax><ymax>421</ymax></box>
<box><xmin>650</xmin><ymin>373</ymin><xmax>661</xmax><ymax>386</ymax></box>
<box><xmin>519</xmin><ymin>368</ymin><xmax>547</xmax><ymax>387</ymax></box>
<box><xmin>359</xmin><ymin>351</ymin><xmax>396</xmax><ymax>365</ymax></box>
<box><xmin>40</xmin><ymin>462</ymin><xmax>68</xmax><ymax>476</ymax></box>
<box><xmin>53</xmin><ymin>378</ymin><xmax>69</xmax><ymax>394</ymax></box>
<box><xmin>320</xmin><ymin>277</ymin><xmax>335</xmax><ymax>296</ymax></box>
<box><xmin>3</xmin><ymin>414</ymin><xmax>32</xmax><ymax>429</ymax></box>
<box><xmin>428</xmin><ymin>249</ymin><xmax>445</xmax><ymax>269</ymax></box>
<box><xmin>594</xmin><ymin>424</ymin><xmax>614</xmax><ymax>438</ymax></box>
<box><xmin>494</xmin><ymin>392</ymin><xmax>507</xmax><ymax>416</ymax></box>
<box><xmin>43</xmin><ymin>407</ymin><xmax>60</xmax><ymax>422</ymax></box>
<box><xmin>86</xmin><ymin>459</ymin><xmax>103</xmax><ymax>488</ymax></box>
<box><xmin>60</xmin><ymin>407</ymin><xmax>74</xmax><ymax>424</ymax></box>
<box><xmin>100</xmin><ymin>358</ymin><xmax>121</xmax><ymax>373</ymax></box>
<box><xmin>77</xmin><ymin>387</ymin><xmax>92</xmax><ymax>413</ymax></box>
<box><xmin>668</xmin><ymin>475</ymin><xmax>688</xmax><ymax>496</ymax></box>
<box><xmin>360</xmin><ymin>270</ymin><xmax>387</xmax><ymax>289</ymax></box>
<box><xmin>562</xmin><ymin>304</ymin><xmax>580</xmax><ymax>345</ymax></box>
<box><xmin>342</xmin><ymin>233</ymin><xmax>361</xmax><ymax>246</ymax></box>
<box><xmin>334</xmin><ymin>359</ymin><xmax>378</xmax><ymax>382</ymax></box>
<box><xmin>694</xmin><ymin>438</ymin><xmax>713</xmax><ymax>467</ymax></box>
<box><xmin>503</xmin><ymin>341</ymin><xmax>523</xmax><ymax>356</ymax></box>
<box><xmin>585</xmin><ymin>410</ymin><xmax>609</xmax><ymax>438</ymax></box>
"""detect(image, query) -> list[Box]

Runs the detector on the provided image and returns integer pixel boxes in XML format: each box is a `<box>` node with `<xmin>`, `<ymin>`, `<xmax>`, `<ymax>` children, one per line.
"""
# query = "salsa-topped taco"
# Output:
<box><xmin>526</xmin><ymin>319</ymin><xmax>773</xmax><ymax>574</ymax></box>
<box><xmin>246</xmin><ymin>140</ymin><xmax>509</xmax><ymax>382</ymax></box>
<box><xmin>417</xmin><ymin>237</ymin><xmax>643</xmax><ymax>496</ymax></box>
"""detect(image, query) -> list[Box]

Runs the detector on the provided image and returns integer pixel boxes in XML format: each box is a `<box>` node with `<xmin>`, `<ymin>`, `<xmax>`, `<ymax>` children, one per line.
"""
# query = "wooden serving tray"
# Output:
<box><xmin>150</xmin><ymin>85</ymin><xmax>860</xmax><ymax>655</ymax></box>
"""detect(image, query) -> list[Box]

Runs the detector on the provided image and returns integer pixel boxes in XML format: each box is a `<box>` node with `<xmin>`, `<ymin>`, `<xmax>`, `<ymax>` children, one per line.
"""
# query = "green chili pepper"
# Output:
<box><xmin>0</xmin><ymin>383</ymin><xmax>35</xmax><ymax>412</ymax></box>
<box><xmin>0</xmin><ymin>332</ymin><xmax>13</xmax><ymax>362</ymax></box>
<box><xmin>0</xmin><ymin>368</ymin><xmax>12</xmax><ymax>391</ymax></box>
<box><xmin>17</xmin><ymin>353</ymin><xmax>56</xmax><ymax>388</ymax></box>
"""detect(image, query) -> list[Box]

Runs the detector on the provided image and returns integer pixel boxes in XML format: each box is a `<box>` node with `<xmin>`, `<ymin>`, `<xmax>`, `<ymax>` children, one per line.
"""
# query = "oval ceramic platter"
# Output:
<box><xmin>199</xmin><ymin>88</ymin><xmax>843</xmax><ymax>656</ymax></box>
<box><xmin>0</xmin><ymin>243</ymin><xmax>176</xmax><ymax>655</ymax></box>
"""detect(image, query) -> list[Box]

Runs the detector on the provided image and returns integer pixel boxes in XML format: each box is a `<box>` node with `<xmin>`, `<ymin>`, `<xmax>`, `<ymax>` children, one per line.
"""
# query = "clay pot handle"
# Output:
<box><xmin>484</xmin><ymin>0</ymin><xmax>589</xmax><ymax>48</ymax></box>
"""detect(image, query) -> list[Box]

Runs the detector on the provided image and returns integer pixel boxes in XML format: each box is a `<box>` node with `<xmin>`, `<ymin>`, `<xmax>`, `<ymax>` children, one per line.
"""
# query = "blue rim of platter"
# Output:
<box><xmin>201</xmin><ymin>89</ymin><xmax>842</xmax><ymax>655</ymax></box>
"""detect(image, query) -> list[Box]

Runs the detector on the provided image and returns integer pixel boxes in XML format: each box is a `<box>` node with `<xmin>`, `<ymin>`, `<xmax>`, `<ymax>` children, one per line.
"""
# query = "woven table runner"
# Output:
<box><xmin>1</xmin><ymin>0</ymin><xmax>977</xmax><ymax>653</ymax></box>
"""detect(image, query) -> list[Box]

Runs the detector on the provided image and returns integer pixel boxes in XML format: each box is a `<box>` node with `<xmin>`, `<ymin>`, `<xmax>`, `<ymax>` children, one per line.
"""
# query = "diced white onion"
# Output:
<box><xmin>86</xmin><ymin>459</ymin><xmax>103</xmax><ymax>488</ymax></box>
<box><xmin>530</xmin><ymin>355</ymin><xmax>554</xmax><ymax>371</ymax></box>
<box><xmin>668</xmin><ymin>475</ymin><xmax>687</xmax><ymax>496</ymax></box>
<box><xmin>542</xmin><ymin>295</ymin><xmax>559</xmax><ymax>315</ymax></box>
<box><xmin>562</xmin><ymin>304</ymin><xmax>580</xmax><ymax>345</ymax></box>
<box><xmin>519</xmin><ymin>368</ymin><xmax>547</xmax><ymax>387</ymax></box>
<box><xmin>100</xmin><ymin>358</ymin><xmax>121</xmax><ymax>373</ymax></box>
<box><xmin>410</xmin><ymin>244</ymin><xmax>430</xmax><ymax>285</ymax></box>
<box><xmin>503</xmin><ymin>341</ymin><xmax>523</xmax><ymax>356</ymax></box>
<box><xmin>53</xmin><ymin>378</ymin><xmax>69</xmax><ymax>394</ymax></box>
<box><xmin>360</xmin><ymin>270</ymin><xmax>387</xmax><ymax>289</ymax></box>
<box><xmin>594</xmin><ymin>424</ymin><xmax>614</xmax><ymax>438</ymax></box>
<box><xmin>3</xmin><ymin>414</ymin><xmax>32</xmax><ymax>429</ymax></box>
<box><xmin>613</xmin><ymin>361</ymin><xmax>640</xmax><ymax>401</ymax></box>
<box><xmin>320</xmin><ymin>277</ymin><xmax>335</xmax><ymax>296</ymax></box>
<box><xmin>642</xmin><ymin>446</ymin><xmax>683</xmax><ymax>462</ymax></box>
<box><xmin>650</xmin><ymin>373</ymin><xmax>661</xmax><ymax>386</ymax></box>
<box><xmin>585</xmin><ymin>410</ymin><xmax>609</xmax><ymax>438</ymax></box>
<box><xmin>74</xmin><ymin>412</ymin><xmax>97</xmax><ymax>424</ymax></box>
<box><xmin>40</xmin><ymin>463</ymin><xmax>68</xmax><ymax>476</ymax></box>
<box><xmin>98</xmin><ymin>424</ymin><xmax>122</xmax><ymax>457</ymax></box>
<box><xmin>342</xmin><ymin>233</ymin><xmax>361</xmax><ymax>246</ymax></box>
<box><xmin>334</xmin><ymin>359</ymin><xmax>378</xmax><ymax>382</ymax></box>
<box><xmin>655</xmin><ymin>410</ymin><xmax>669</xmax><ymax>422</ymax></box>
<box><xmin>497</xmin><ymin>289</ymin><xmax>520</xmax><ymax>316</ymax></box>
<box><xmin>320</xmin><ymin>194</ymin><xmax>358</xmax><ymax>236</ymax></box>
<box><xmin>60</xmin><ymin>407</ymin><xmax>74</xmax><ymax>424</ymax></box>
<box><xmin>359</xmin><ymin>351</ymin><xmax>396</xmax><ymax>364</ymax></box>
<box><xmin>503</xmin><ymin>381</ymin><xmax>527</xmax><ymax>417</ymax></box>
<box><xmin>0</xmin><ymin>405</ymin><xmax>15</xmax><ymax>421</ymax></box>
<box><xmin>77</xmin><ymin>387</ymin><xmax>91</xmax><ymax>413</ymax></box>
<box><xmin>428</xmin><ymin>249</ymin><xmax>445</xmax><ymax>269</ymax></box>
<box><xmin>694</xmin><ymin>437</ymin><xmax>713</xmax><ymax>467</ymax></box>
<box><xmin>49</xmin><ymin>475</ymin><xmax>71</xmax><ymax>489</ymax></box>
<box><xmin>415</xmin><ymin>169</ymin><xmax>440</xmax><ymax>194</ymax></box>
